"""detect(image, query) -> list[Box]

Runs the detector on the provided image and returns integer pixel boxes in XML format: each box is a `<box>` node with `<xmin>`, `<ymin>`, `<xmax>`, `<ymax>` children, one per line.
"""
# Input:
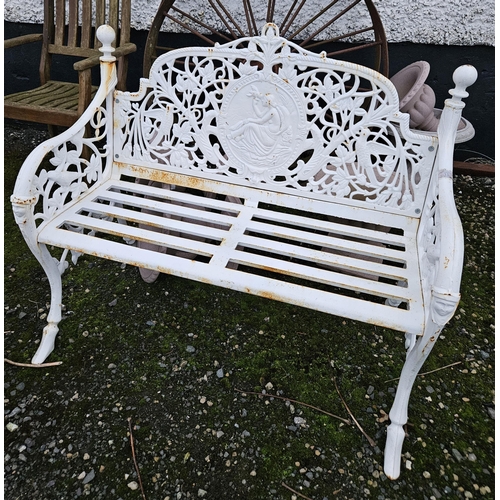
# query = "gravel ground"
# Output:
<box><xmin>4</xmin><ymin>123</ymin><xmax>495</xmax><ymax>499</ymax></box>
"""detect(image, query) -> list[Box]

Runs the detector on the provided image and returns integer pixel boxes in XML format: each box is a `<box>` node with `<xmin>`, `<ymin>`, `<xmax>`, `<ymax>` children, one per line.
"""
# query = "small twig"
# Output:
<box><xmin>333</xmin><ymin>378</ymin><xmax>376</xmax><ymax>447</ymax></box>
<box><xmin>4</xmin><ymin>358</ymin><xmax>63</xmax><ymax>368</ymax></box>
<box><xmin>281</xmin><ymin>482</ymin><xmax>313</xmax><ymax>500</ymax></box>
<box><xmin>128</xmin><ymin>418</ymin><xmax>147</xmax><ymax>500</ymax></box>
<box><xmin>234</xmin><ymin>388</ymin><xmax>351</xmax><ymax>425</ymax></box>
<box><xmin>384</xmin><ymin>360</ymin><xmax>464</xmax><ymax>383</ymax></box>
<box><xmin>420</xmin><ymin>360</ymin><xmax>469</xmax><ymax>377</ymax></box>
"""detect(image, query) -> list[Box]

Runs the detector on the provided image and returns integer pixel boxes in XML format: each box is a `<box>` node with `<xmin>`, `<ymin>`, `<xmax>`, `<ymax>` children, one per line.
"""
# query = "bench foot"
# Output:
<box><xmin>32</xmin><ymin>323</ymin><xmax>59</xmax><ymax>364</ymax></box>
<box><xmin>384</xmin><ymin>422</ymin><xmax>406</xmax><ymax>480</ymax></box>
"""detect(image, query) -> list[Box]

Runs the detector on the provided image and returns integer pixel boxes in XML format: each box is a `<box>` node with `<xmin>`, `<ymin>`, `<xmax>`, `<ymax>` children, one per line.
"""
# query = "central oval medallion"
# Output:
<box><xmin>219</xmin><ymin>73</ymin><xmax>306</xmax><ymax>180</ymax></box>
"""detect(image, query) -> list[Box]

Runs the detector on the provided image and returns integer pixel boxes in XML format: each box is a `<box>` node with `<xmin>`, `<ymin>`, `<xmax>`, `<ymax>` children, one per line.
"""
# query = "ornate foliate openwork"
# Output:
<box><xmin>115</xmin><ymin>25</ymin><xmax>435</xmax><ymax>214</ymax></box>
<box><xmin>32</xmin><ymin>106</ymin><xmax>111</xmax><ymax>224</ymax></box>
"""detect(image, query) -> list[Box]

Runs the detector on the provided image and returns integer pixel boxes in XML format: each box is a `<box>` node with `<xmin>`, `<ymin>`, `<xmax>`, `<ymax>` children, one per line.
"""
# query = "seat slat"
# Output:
<box><xmin>38</xmin><ymin>217</ymin><xmax>423</xmax><ymax>334</ymax></box>
<box><xmin>98</xmin><ymin>184</ymin><xmax>243</xmax><ymax>216</ymax></box>
<box><xmin>85</xmin><ymin>196</ymin><xmax>237</xmax><ymax>229</ymax></box>
<box><xmin>251</xmin><ymin>205</ymin><xmax>408</xmax><ymax>247</ymax></box>
<box><xmin>245</xmin><ymin>219</ymin><xmax>407</xmax><ymax>263</ymax></box>
<box><xmin>81</xmin><ymin>199</ymin><xmax>232</xmax><ymax>239</ymax></box>
<box><xmin>10</xmin><ymin>85</ymin><xmax>78</xmax><ymax>107</ymax></box>
<box><xmin>229</xmin><ymin>244</ymin><xmax>413</xmax><ymax>301</ymax></box>
<box><xmin>46</xmin><ymin>212</ymin><xmax>219</xmax><ymax>258</ymax></box>
<box><xmin>236</xmin><ymin>232</ymin><xmax>410</xmax><ymax>282</ymax></box>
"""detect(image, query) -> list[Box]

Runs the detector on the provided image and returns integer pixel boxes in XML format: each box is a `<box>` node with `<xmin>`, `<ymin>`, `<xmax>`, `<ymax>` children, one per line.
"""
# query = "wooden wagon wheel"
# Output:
<box><xmin>143</xmin><ymin>0</ymin><xmax>389</xmax><ymax>77</ymax></box>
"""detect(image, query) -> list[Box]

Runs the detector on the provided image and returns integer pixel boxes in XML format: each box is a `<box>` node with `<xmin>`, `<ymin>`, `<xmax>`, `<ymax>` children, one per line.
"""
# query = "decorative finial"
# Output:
<box><xmin>97</xmin><ymin>25</ymin><xmax>116</xmax><ymax>62</ymax></box>
<box><xmin>261</xmin><ymin>23</ymin><xmax>280</xmax><ymax>38</ymax></box>
<box><xmin>449</xmin><ymin>65</ymin><xmax>478</xmax><ymax>102</ymax></box>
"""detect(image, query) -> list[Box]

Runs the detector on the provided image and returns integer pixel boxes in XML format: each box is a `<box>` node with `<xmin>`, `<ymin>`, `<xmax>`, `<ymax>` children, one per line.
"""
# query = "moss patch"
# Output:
<box><xmin>4</xmin><ymin>126</ymin><xmax>494</xmax><ymax>499</ymax></box>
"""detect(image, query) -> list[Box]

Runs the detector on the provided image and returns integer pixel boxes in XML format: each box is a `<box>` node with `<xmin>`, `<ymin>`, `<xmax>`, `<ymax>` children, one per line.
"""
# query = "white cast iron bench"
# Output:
<box><xmin>11</xmin><ymin>24</ymin><xmax>477</xmax><ymax>479</ymax></box>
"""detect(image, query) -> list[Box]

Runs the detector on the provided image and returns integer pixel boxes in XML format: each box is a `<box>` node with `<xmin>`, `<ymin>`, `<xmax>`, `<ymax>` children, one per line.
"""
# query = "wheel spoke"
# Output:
<box><xmin>210</xmin><ymin>0</ymin><xmax>246</xmax><ymax>38</ymax></box>
<box><xmin>145</xmin><ymin>0</ymin><xmax>389</xmax><ymax>77</ymax></box>
<box><xmin>290</xmin><ymin>0</ymin><xmax>363</xmax><ymax>44</ymax></box>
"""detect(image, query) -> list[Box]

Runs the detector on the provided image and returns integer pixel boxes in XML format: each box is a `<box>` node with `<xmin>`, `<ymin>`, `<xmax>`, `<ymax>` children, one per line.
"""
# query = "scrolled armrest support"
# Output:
<box><xmin>10</xmin><ymin>25</ymin><xmax>119</xmax><ymax>226</ymax></box>
<box><xmin>433</xmin><ymin>65</ymin><xmax>477</xmax><ymax>296</ymax></box>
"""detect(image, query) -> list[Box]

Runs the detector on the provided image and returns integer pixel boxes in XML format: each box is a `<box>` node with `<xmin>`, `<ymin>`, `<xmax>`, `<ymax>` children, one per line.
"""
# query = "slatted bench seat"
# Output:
<box><xmin>10</xmin><ymin>24</ymin><xmax>477</xmax><ymax>480</ymax></box>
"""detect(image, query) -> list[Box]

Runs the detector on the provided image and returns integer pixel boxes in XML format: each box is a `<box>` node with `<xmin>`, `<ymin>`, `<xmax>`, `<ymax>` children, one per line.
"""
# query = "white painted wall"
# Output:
<box><xmin>3</xmin><ymin>0</ymin><xmax>495</xmax><ymax>46</ymax></box>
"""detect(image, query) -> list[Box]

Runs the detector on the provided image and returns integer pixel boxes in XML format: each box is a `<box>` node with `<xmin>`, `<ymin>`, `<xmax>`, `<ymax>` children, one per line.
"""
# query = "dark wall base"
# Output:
<box><xmin>4</xmin><ymin>21</ymin><xmax>494</xmax><ymax>162</ymax></box>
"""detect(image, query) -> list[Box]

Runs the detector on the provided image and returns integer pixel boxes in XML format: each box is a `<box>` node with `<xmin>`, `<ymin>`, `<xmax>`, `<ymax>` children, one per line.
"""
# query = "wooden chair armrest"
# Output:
<box><xmin>4</xmin><ymin>33</ymin><xmax>43</xmax><ymax>49</ymax></box>
<box><xmin>73</xmin><ymin>42</ymin><xmax>136</xmax><ymax>71</ymax></box>
<box><xmin>112</xmin><ymin>42</ymin><xmax>137</xmax><ymax>58</ymax></box>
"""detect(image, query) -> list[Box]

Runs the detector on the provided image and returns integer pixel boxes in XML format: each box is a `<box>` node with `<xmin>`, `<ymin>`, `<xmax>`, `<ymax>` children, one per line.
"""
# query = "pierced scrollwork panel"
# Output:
<box><xmin>115</xmin><ymin>28</ymin><xmax>436</xmax><ymax>214</ymax></box>
<box><xmin>32</xmin><ymin>106</ymin><xmax>112</xmax><ymax>224</ymax></box>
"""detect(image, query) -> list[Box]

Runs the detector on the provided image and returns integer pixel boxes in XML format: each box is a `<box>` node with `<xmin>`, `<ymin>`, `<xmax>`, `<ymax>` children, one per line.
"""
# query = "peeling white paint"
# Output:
<box><xmin>3</xmin><ymin>0</ymin><xmax>495</xmax><ymax>46</ymax></box>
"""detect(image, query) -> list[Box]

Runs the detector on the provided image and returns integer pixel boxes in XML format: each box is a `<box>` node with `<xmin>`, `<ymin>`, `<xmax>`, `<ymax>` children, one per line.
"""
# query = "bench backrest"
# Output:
<box><xmin>114</xmin><ymin>24</ymin><xmax>437</xmax><ymax>218</ymax></box>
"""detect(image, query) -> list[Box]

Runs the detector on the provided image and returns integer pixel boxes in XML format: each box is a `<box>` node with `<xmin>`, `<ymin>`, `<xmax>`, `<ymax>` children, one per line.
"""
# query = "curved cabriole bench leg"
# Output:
<box><xmin>384</xmin><ymin>322</ymin><xmax>440</xmax><ymax>479</ymax></box>
<box><xmin>30</xmin><ymin>243</ymin><xmax>64</xmax><ymax>364</ymax></box>
<box><xmin>12</xmin><ymin>202</ymin><xmax>64</xmax><ymax>364</ymax></box>
<box><xmin>384</xmin><ymin>289</ymin><xmax>460</xmax><ymax>479</ymax></box>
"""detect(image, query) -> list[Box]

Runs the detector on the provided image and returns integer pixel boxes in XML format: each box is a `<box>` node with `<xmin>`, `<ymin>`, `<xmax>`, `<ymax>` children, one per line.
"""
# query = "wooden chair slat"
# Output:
<box><xmin>5</xmin><ymin>81</ymin><xmax>97</xmax><ymax>110</ymax></box>
<box><xmin>119</xmin><ymin>0</ymin><xmax>131</xmax><ymax>46</ymax></box>
<box><xmin>94</xmin><ymin>0</ymin><xmax>106</xmax><ymax>46</ymax></box>
<box><xmin>109</xmin><ymin>0</ymin><xmax>120</xmax><ymax>41</ymax></box>
<box><xmin>67</xmin><ymin>0</ymin><xmax>79</xmax><ymax>47</ymax></box>
<box><xmin>12</xmin><ymin>89</ymin><xmax>79</xmax><ymax>109</ymax></box>
<box><xmin>81</xmin><ymin>0</ymin><xmax>93</xmax><ymax>48</ymax></box>
<box><xmin>54</xmin><ymin>0</ymin><xmax>66</xmax><ymax>46</ymax></box>
<box><xmin>40</xmin><ymin>0</ymin><xmax>55</xmax><ymax>84</ymax></box>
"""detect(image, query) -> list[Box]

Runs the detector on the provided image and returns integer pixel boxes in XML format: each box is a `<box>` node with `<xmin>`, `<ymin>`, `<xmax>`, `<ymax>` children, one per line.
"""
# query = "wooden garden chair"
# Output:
<box><xmin>4</xmin><ymin>0</ymin><xmax>136</xmax><ymax>130</ymax></box>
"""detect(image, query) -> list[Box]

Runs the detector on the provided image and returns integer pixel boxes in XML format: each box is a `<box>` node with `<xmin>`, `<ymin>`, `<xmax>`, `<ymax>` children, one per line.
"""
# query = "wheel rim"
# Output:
<box><xmin>144</xmin><ymin>0</ymin><xmax>389</xmax><ymax>77</ymax></box>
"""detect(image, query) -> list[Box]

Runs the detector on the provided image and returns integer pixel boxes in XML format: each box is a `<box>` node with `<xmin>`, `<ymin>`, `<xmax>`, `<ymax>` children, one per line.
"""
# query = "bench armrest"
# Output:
<box><xmin>4</xmin><ymin>33</ymin><xmax>43</xmax><ymax>49</ymax></box>
<box><xmin>433</xmin><ymin>65</ymin><xmax>477</xmax><ymax>295</ymax></box>
<box><xmin>73</xmin><ymin>42</ymin><xmax>136</xmax><ymax>71</ymax></box>
<box><xmin>11</xmin><ymin>26</ymin><xmax>118</xmax><ymax>230</ymax></box>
